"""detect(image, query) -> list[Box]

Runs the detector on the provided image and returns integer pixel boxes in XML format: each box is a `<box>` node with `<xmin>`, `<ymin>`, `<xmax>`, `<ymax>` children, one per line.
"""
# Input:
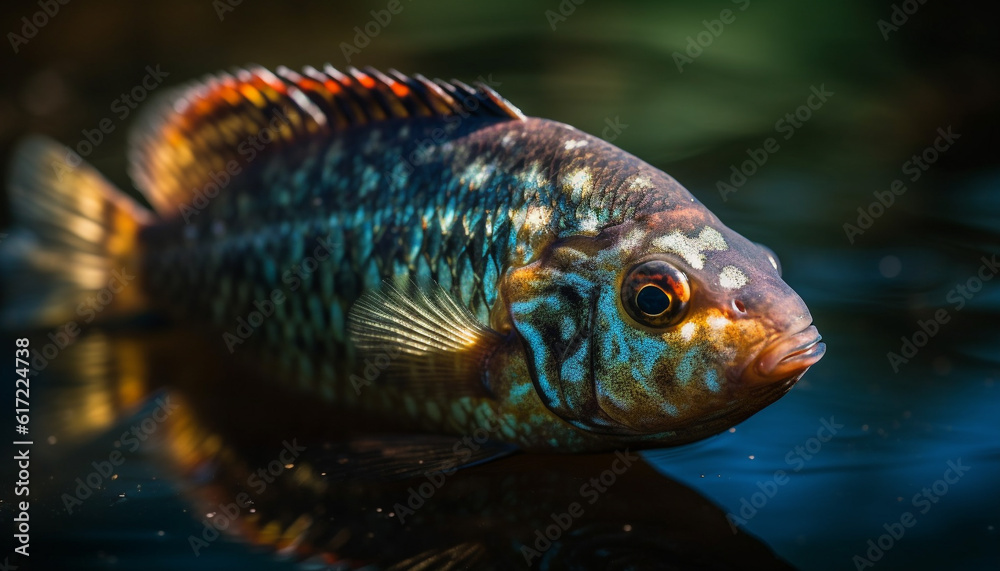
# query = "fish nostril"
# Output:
<box><xmin>733</xmin><ymin>300</ymin><xmax>747</xmax><ymax>314</ymax></box>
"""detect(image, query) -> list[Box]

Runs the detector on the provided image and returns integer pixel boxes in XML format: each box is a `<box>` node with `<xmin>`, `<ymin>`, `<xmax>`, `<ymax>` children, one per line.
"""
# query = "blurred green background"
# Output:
<box><xmin>1</xmin><ymin>0</ymin><xmax>997</xmax><ymax>569</ymax></box>
<box><xmin>1</xmin><ymin>0</ymin><xmax>995</xmax><ymax>210</ymax></box>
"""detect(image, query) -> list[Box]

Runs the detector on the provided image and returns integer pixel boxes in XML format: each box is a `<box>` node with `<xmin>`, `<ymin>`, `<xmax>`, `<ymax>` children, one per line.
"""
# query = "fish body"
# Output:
<box><xmin>2</xmin><ymin>65</ymin><xmax>825</xmax><ymax>452</ymax></box>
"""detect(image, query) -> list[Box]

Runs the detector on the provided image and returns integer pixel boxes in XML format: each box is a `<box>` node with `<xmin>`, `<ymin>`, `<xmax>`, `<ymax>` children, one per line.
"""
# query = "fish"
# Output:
<box><xmin>1</xmin><ymin>64</ymin><xmax>825</xmax><ymax>455</ymax></box>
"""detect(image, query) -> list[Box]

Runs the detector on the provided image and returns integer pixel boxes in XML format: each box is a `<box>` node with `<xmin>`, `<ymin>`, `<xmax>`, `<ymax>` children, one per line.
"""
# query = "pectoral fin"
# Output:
<box><xmin>347</xmin><ymin>279</ymin><xmax>505</xmax><ymax>400</ymax></box>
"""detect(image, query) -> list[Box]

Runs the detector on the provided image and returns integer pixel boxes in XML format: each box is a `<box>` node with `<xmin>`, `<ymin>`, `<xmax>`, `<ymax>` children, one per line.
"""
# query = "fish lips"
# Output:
<box><xmin>742</xmin><ymin>324</ymin><xmax>826</xmax><ymax>386</ymax></box>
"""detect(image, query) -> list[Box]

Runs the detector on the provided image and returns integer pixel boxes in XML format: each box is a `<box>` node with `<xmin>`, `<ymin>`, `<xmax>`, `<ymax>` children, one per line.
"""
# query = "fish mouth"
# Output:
<box><xmin>743</xmin><ymin>325</ymin><xmax>826</xmax><ymax>386</ymax></box>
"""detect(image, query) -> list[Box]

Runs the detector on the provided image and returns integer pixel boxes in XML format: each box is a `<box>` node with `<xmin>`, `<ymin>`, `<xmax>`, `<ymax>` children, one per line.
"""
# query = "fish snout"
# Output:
<box><xmin>742</xmin><ymin>324</ymin><xmax>826</xmax><ymax>386</ymax></box>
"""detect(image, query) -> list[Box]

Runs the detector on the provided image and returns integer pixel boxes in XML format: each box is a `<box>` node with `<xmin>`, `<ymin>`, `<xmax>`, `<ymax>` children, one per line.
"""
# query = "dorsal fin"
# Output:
<box><xmin>127</xmin><ymin>65</ymin><xmax>525</xmax><ymax>218</ymax></box>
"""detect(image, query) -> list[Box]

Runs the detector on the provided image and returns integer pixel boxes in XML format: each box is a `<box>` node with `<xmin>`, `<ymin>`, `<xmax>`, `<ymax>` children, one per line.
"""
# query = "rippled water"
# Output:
<box><xmin>2</xmin><ymin>0</ymin><xmax>998</xmax><ymax>569</ymax></box>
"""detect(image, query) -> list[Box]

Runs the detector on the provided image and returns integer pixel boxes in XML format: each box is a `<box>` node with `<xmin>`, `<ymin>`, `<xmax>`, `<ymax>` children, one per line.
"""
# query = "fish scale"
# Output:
<box><xmin>167</xmin><ymin>121</ymin><xmax>556</xmax><ymax>390</ymax></box>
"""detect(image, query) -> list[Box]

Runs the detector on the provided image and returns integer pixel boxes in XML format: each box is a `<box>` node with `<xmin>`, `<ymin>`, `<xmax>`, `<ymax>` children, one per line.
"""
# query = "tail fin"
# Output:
<box><xmin>1</xmin><ymin>136</ymin><xmax>155</xmax><ymax>329</ymax></box>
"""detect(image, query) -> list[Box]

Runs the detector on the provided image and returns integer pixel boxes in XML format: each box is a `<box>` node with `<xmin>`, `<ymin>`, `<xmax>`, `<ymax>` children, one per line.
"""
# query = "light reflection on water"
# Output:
<box><xmin>646</xmin><ymin>357</ymin><xmax>998</xmax><ymax>570</ymax></box>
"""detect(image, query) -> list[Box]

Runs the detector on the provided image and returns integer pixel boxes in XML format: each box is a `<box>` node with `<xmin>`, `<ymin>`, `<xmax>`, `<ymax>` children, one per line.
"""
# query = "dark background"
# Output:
<box><xmin>1</xmin><ymin>1</ymin><xmax>998</xmax><ymax>569</ymax></box>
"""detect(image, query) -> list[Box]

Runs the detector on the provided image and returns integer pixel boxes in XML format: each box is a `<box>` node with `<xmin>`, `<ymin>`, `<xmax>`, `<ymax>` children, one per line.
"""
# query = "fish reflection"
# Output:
<box><xmin>29</xmin><ymin>331</ymin><xmax>794</xmax><ymax>569</ymax></box>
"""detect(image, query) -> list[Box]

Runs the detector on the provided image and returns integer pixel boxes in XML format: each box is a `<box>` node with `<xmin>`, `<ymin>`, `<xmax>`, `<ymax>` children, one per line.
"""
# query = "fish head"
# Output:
<box><xmin>501</xmin><ymin>209</ymin><xmax>824</xmax><ymax>443</ymax></box>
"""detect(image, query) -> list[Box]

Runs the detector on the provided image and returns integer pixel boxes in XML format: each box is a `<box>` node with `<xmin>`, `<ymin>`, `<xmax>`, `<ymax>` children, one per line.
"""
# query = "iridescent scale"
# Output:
<box><xmin>129</xmin><ymin>66</ymin><xmax>674</xmax><ymax>436</ymax></box>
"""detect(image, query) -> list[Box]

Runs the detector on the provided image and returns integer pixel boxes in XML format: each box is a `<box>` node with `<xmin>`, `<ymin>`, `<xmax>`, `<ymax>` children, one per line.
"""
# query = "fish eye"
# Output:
<box><xmin>757</xmin><ymin>243</ymin><xmax>782</xmax><ymax>276</ymax></box>
<box><xmin>621</xmin><ymin>260</ymin><xmax>690</xmax><ymax>328</ymax></box>
<box><xmin>636</xmin><ymin>285</ymin><xmax>671</xmax><ymax>316</ymax></box>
